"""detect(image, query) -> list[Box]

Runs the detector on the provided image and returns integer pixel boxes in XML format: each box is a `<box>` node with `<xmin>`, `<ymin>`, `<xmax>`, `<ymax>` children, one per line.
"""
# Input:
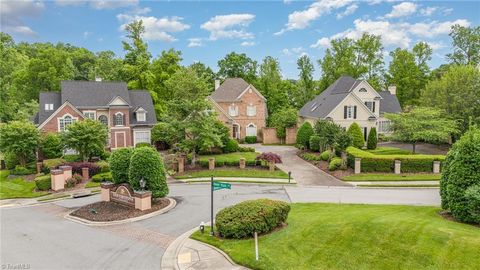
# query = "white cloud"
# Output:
<box><xmin>83</xmin><ymin>31</ymin><xmax>92</xmax><ymax>38</ymax></box>
<box><xmin>201</xmin><ymin>14</ymin><xmax>255</xmax><ymax>40</ymax></box>
<box><xmin>420</xmin><ymin>6</ymin><xmax>437</xmax><ymax>16</ymax></box>
<box><xmin>310</xmin><ymin>18</ymin><xmax>471</xmax><ymax>49</ymax></box>
<box><xmin>426</xmin><ymin>41</ymin><xmax>446</xmax><ymax>50</ymax></box>
<box><xmin>0</xmin><ymin>0</ymin><xmax>44</xmax><ymax>36</ymax></box>
<box><xmin>282</xmin><ymin>46</ymin><xmax>305</xmax><ymax>56</ymax></box>
<box><xmin>275</xmin><ymin>0</ymin><xmax>353</xmax><ymax>35</ymax></box>
<box><xmin>240</xmin><ymin>41</ymin><xmax>255</xmax><ymax>47</ymax></box>
<box><xmin>385</xmin><ymin>2</ymin><xmax>417</xmax><ymax>18</ymax></box>
<box><xmin>55</xmin><ymin>0</ymin><xmax>138</xmax><ymax>9</ymax></box>
<box><xmin>336</xmin><ymin>4</ymin><xmax>358</xmax><ymax>19</ymax></box>
<box><xmin>188</xmin><ymin>38</ymin><xmax>202</xmax><ymax>47</ymax></box>
<box><xmin>117</xmin><ymin>13</ymin><xmax>190</xmax><ymax>42</ymax></box>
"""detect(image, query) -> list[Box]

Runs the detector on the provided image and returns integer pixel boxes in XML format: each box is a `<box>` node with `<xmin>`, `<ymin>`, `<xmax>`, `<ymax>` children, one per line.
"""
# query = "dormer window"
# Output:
<box><xmin>229</xmin><ymin>104</ymin><xmax>238</xmax><ymax>117</ymax></box>
<box><xmin>114</xmin><ymin>112</ymin><xmax>124</xmax><ymax>126</ymax></box>
<box><xmin>45</xmin><ymin>104</ymin><xmax>54</xmax><ymax>111</ymax></box>
<box><xmin>136</xmin><ymin>111</ymin><xmax>146</xmax><ymax>122</ymax></box>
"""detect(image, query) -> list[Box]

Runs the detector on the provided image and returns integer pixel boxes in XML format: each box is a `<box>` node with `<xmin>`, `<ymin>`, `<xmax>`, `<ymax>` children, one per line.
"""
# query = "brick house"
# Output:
<box><xmin>34</xmin><ymin>80</ymin><xmax>157</xmax><ymax>149</ymax></box>
<box><xmin>208</xmin><ymin>78</ymin><xmax>267</xmax><ymax>141</ymax></box>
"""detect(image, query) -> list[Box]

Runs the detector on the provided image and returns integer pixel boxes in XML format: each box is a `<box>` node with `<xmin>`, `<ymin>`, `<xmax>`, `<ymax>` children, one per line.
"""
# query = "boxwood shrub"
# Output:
<box><xmin>244</xmin><ymin>136</ymin><xmax>257</xmax><ymax>144</ymax></box>
<box><xmin>110</xmin><ymin>148</ymin><xmax>133</xmax><ymax>184</ymax></box>
<box><xmin>95</xmin><ymin>160</ymin><xmax>110</xmax><ymax>173</ymax></box>
<box><xmin>223</xmin><ymin>139</ymin><xmax>239</xmax><ymax>153</ymax></box>
<box><xmin>215</xmin><ymin>199</ymin><xmax>290</xmax><ymax>239</ymax></box>
<box><xmin>128</xmin><ymin>147</ymin><xmax>168</xmax><ymax>198</ymax></box>
<box><xmin>328</xmin><ymin>157</ymin><xmax>342</xmax><ymax>171</ymax></box>
<box><xmin>91</xmin><ymin>171</ymin><xmax>113</xmax><ymax>182</ymax></box>
<box><xmin>320</xmin><ymin>150</ymin><xmax>330</xmax><ymax>161</ymax></box>
<box><xmin>309</xmin><ymin>135</ymin><xmax>321</xmax><ymax>152</ymax></box>
<box><xmin>135</xmin><ymin>142</ymin><xmax>152</xmax><ymax>148</ymax></box>
<box><xmin>35</xmin><ymin>175</ymin><xmax>51</xmax><ymax>191</ymax></box>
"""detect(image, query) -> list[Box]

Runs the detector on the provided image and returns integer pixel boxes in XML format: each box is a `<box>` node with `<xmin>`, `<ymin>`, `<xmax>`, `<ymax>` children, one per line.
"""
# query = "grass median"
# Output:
<box><xmin>0</xmin><ymin>170</ymin><xmax>49</xmax><ymax>200</ymax></box>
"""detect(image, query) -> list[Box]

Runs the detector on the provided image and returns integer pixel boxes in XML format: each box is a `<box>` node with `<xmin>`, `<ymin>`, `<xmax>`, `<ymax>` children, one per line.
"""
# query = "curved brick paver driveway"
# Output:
<box><xmin>251</xmin><ymin>144</ymin><xmax>351</xmax><ymax>186</ymax></box>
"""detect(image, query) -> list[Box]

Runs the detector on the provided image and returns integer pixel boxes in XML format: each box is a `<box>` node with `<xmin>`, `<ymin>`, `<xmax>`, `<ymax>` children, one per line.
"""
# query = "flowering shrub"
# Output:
<box><xmin>63</xmin><ymin>162</ymin><xmax>100</xmax><ymax>176</ymax></box>
<box><xmin>256</xmin><ymin>152</ymin><xmax>282</xmax><ymax>163</ymax></box>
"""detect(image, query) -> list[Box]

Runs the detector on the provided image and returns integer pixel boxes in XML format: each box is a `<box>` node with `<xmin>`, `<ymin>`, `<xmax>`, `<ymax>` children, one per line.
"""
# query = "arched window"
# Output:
<box><xmin>246</xmin><ymin>123</ymin><xmax>257</xmax><ymax>137</ymax></box>
<box><xmin>59</xmin><ymin>115</ymin><xmax>76</xmax><ymax>131</ymax></box>
<box><xmin>359</xmin><ymin>88</ymin><xmax>367</xmax><ymax>92</ymax></box>
<box><xmin>114</xmin><ymin>113</ymin><xmax>124</xmax><ymax>126</ymax></box>
<box><xmin>98</xmin><ymin>115</ymin><xmax>108</xmax><ymax>126</ymax></box>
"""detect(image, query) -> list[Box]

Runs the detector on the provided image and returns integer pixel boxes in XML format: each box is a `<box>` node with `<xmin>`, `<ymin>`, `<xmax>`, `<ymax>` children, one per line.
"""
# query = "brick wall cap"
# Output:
<box><xmin>59</xmin><ymin>165</ymin><xmax>72</xmax><ymax>171</ymax></box>
<box><xmin>51</xmin><ymin>169</ymin><xmax>63</xmax><ymax>175</ymax></box>
<box><xmin>101</xmin><ymin>181</ymin><xmax>115</xmax><ymax>188</ymax></box>
<box><xmin>134</xmin><ymin>190</ymin><xmax>152</xmax><ymax>198</ymax></box>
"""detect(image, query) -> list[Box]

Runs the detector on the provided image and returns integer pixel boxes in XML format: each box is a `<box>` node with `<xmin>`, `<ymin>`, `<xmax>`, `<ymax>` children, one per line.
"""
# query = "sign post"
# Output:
<box><xmin>210</xmin><ymin>177</ymin><xmax>232</xmax><ymax>236</ymax></box>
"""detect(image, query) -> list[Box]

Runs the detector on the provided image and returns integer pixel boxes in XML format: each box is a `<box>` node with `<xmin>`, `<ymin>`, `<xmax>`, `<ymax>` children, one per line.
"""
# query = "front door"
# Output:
<box><xmin>232</xmin><ymin>124</ymin><xmax>240</xmax><ymax>139</ymax></box>
<box><xmin>115</xmin><ymin>132</ymin><xmax>126</xmax><ymax>148</ymax></box>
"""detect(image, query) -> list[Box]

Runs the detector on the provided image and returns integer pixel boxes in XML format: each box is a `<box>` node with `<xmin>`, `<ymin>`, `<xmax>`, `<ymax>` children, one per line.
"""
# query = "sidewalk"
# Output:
<box><xmin>178</xmin><ymin>176</ymin><xmax>296</xmax><ymax>184</ymax></box>
<box><xmin>162</xmin><ymin>227</ymin><xmax>248</xmax><ymax>270</ymax></box>
<box><xmin>0</xmin><ymin>188</ymin><xmax>98</xmax><ymax>209</ymax></box>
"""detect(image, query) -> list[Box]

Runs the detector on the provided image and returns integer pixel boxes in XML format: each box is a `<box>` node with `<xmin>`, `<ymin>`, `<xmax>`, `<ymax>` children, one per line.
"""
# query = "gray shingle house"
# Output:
<box><xmin>299</xmin><ymin>76</ymin><xmax>401</xmax><ymax>141</ymax></box>
<box><xmin>34</xmin><ymin>80</ymin><xmax>157</xmax><ymax>149</ymax></box>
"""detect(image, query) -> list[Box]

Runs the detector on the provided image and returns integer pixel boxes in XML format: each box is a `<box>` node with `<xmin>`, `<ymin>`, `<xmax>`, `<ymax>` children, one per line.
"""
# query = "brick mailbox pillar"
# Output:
<box><xmin>177</xmin><ymin>157</ymin><xmax>185</xmax><ymax>173</ymax></box>
<box><xmin>59</xmin><ymin>165</ymin><xmax>72</xmax><ymax>180</ymax></box>
<box><xmin>134</xmin><ymin>191</ymin><xmax>152</xmax><ymax>211</ymax></box>
<box><xmin>209</xmin><ymin>158</ymin><xmax>215</xmax><ymax>170</ymax></box>
<box><xmin>36</xmin><ymin>162</ymin><xmax>43</xmax><ymax>174</ymax></box>
<box><xmin>100</xmin><ymin>182</ymin><xmax>114</xmax><ymax>202</ymax></box>
<box><xmin>433</xmin><ymin>161</ymin><xmax>441</xmax><ymax>174</ymax></box>
<box><xmin>394</xmin><ymin>160</ymin><xmax>401</xmax><ymax>174</ymax></box>
<box><xmin>268</xmin><ymin>161</ymin><xmax>275</xmax><ymax>172</ymax></box>
<box><xmin>50</xmin><ymin>169</ymin><xmax>65</xmax><ymax>191</ymax></box>
<box><xmin>354</xmin><ymin>158</ymin><xmax>361</xmax><ymax>174</ymax></box>
<box><xmin>239</xmin><ymin>158</ymin><xmax>246</xmax><ymax>169</ymax></box>
<box><xmin>82</xmin><ymin>167</ymin><xmax>89</xmax><ymax>181</ymax></box>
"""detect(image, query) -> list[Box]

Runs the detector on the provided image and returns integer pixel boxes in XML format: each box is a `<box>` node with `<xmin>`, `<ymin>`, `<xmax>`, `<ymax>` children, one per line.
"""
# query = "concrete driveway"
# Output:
<box><xmin>251</xmin><ymin>144</ymin><xmax>350</xmax><ymax>186</ymax></box>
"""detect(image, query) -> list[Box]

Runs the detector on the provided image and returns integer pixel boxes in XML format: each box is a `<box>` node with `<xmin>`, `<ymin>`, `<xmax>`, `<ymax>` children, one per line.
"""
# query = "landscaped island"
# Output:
<box><xmin>192</xmin><ymin>203</ymin><xmax>480</xmax><ymax>270</ymax></box>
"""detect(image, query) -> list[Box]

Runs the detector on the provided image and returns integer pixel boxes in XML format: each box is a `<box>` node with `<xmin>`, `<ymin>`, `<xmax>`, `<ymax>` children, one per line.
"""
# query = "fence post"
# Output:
<box><xmin>177</xmin><ymin>157</ymin><xmax>185</xmax><ymax>173</ymax></box>
<box><xmin>209</xmin><ymin>158</ymin><xmax>215</xmax><ymax>170</ymax></box>
<box><xmin>433</xmin><ymin>161</ymin><xmax>440</xmax><ymax>174</ymax></box>
<box><xmin>82</xmin><ymin>167</ymin><xmax>89</xmax><ymax>181</ymax></box>
<box><xmin>239</xmin><ymin>158</ymin><xmax>246</xmax><ymax>169</ymax></box>
<box><xmin>354</xmin><ymin>158</ymin><xmax>361</xmax><ymax>174</ymax></box>
<box><xmin>394</xmin><ymin>160</ymin><xmax>401</xmax><ymax>174</ymax></box>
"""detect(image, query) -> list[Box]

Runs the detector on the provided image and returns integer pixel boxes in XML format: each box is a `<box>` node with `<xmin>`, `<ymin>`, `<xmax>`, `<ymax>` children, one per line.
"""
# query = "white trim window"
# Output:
<box><xmin>365</xmin><ymin>102</ymin><xmax>374</xmax><ymax>112</ymax></box>
<box><xmin>346</xmin><ymin>106</ymin><xmax>354</xmax><ymax>119</ymax></box>
<box><xmin>83</xmin><ymin>111</ymin><xmax>96</xmax><ymax>120</ymax></box>
<box><xmin>58</xmin><ymin>115</ymin><xmax>76</xmax><ymax>131</ymax></box>
<box><xmin>98</xmin><ymin>115</ymin><xmax>108</xmax><ymax>126</ymax></box>
<box><xmin>378</xmin><ymin>120</ymin><xmax>392</xmax><ymax>133</ymax></box>
<box><xmin>134</xmin><ymin>130</ymin><xmax>151</xmax><ymax>145</ymax></box>
<box><xmin>228</xmin><ymin>104</ymin><xmax>239</xmax><ymax>117</ymax></box>
<box><xmin>136</xmin><ymin>111</ymin><xmax>146</xmax><ymax>122</ymax></box>
<box><xmin>246</xmin><ymin>104</ymin><xmax>256</xmax><ymax>116</ymax></box>
<box><xmin>114</xmin><ymin>112</ymin><xmax>124</xmax><ymax>126</ymax></box>
<box><xmin>45</xmin><ymin>104</ymin><xmax>54</xmax><ymax>111</ymax></box>
<box><xmin>246</xmin><ymin>123</ymin><xmax>257</xmax><ymax>137</ymax></box>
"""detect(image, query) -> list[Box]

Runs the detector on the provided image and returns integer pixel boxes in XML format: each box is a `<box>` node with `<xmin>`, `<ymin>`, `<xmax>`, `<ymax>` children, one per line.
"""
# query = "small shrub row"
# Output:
<box><xmin>43</xmin><ymin>158</ymin><xmax>66</xmax><ymax>169</ymax></box>
<box><xmin>35</xmin><ymin>175</ymin><xmax>51</xmax><ymax>191</ymax></box>
<box><xmin>216</xmin><ymin>199</ymin><xmax>290</xmax><ymax>239</ymax></box>
<box><xmin>91</xmin><ymin>171</ymin><xmax>113</xmax><ymax>182</ymax></box>
<box><xmin>238</xmin><ymin>146</ymin><xmax>255</xmax><ymax>152</ymax></box>
<box><xmin>11</xmin><ymin>165</ymin><xmax>34</xmax><ymax>175</ymax></box>
<box><xmin>301</xmin><ymin>153</ymin><xmax>321</xmax><ymax>161</ymax></box>
<box><xmin>329</xmin><ymin>157</ymin><xmax>342</xmax><ymax>171</ymax></box>
<box><xmin>244</xmin><ymin>136</ymin><xmax>257</xmax><ymax>144</ymax></box>
<box><xmin>63</xmin><ymin>154</ymin><xmax>82</xmax><ymax>162</ymax></box>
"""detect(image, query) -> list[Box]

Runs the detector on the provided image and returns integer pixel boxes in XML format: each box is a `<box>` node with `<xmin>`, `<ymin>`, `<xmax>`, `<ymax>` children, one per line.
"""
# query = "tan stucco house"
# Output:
<box><xmin>208</xmin><ymin>78</ymin><xmax>267</xmax><ymax>141</ymax></box>
<box><xmin>299</xmin><ymin>76</ymin><xmax>401</xmax><ymax>142</ymax></box>
<box><xmin>34</xmin><ymin>80</ymin><xmax>157</xmax><ymax>149</ymax></box>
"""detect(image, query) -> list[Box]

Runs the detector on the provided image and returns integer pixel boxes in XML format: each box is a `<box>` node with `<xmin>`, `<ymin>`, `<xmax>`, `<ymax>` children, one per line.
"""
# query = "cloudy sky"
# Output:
<box><xmin>1</xmin><ymin>0</ymin><xmax>479</xmax><ymax>79</ymax></box>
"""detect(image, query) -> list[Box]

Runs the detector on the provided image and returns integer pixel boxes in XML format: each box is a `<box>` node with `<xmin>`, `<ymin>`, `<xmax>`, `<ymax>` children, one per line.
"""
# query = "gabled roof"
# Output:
<box><xmin>61</xmin><ymin>81</ymin><xmax>130</xmax><ymax>107</ymax></box>
<box><xmin>379</xmin><ymin>91</ymin><xmax>402</xmax><ymax>114</ymax></box>
<box><xmin>128</xmin><ymin>90</ymin><xmax>157</xmax><ymax>126</ymax></box>
<box><xmin>36</xmin><ymin>92</ymin><xmax>62</xmax><ymax>124</ymax></box>
<box><xmin>210</xmin><ymin>78</ymin><xmax>250</xmax><ymax>102</ymax></box>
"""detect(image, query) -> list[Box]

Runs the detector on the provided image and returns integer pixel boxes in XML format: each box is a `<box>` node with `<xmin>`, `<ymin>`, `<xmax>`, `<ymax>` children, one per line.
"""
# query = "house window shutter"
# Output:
<box><xmin>354</xmin><ymin>106</ymin><xmax>357</xmax><ymax>119</ymax></box>
<box><xmin>373</xmin><ymin>102</ymin><xmax>376</xmax><ymax>112</ymax></box>
<box><xmin>344</xmin><ymin>106</ymin><xmax>347</xmax><ymax>119</ymax></box>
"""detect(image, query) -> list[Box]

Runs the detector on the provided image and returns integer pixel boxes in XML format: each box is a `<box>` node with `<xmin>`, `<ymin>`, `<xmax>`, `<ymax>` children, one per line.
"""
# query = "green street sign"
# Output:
<box><xmin>213</xmin><ymin>181</ymin><xmax>231</xmax><ymax>191</ymax></box>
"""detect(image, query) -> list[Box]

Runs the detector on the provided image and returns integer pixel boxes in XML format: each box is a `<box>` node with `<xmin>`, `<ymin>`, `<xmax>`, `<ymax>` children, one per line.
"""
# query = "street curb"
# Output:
<box><xmin>161</xmin><ymin>223</ymin><xmax>242</xmax><ymax>270</ymax></box>
<box><xmin>64</xmin><ymin>197</ymin><xmax>176</xmax><ymax>226</ymax></box>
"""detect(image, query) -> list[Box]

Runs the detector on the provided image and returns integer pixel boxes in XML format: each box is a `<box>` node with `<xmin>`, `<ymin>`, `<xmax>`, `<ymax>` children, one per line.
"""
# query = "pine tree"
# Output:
<box><xmin>367</xmin><ymin>127</ymin><xmax>377</xmax><ymax>150</ymax></box>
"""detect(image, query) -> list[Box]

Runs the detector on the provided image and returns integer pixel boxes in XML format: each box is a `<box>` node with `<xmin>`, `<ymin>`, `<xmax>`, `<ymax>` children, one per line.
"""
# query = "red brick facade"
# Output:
<box><xmin>40</xmin><ymin>103</ymin><xmax>85</xmax><ymax>133</ymax></box>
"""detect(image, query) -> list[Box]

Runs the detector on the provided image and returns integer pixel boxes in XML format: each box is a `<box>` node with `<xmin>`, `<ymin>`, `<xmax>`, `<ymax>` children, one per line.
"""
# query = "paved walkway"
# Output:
<box><xmin>251</xmin><ymin>144</ymin><xmax>350</xmax><ymax>186</ymax></box>
<box><xmin>178</xmin><ymin>176</ymin><xmax>296</xmax><ymax>184</ymax></box>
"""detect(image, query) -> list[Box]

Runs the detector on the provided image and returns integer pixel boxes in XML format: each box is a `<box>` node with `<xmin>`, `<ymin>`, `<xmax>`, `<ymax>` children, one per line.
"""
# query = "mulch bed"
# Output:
<box><xmin>297</xmin><ymin>151</ymin><xmax>353</xmax><ymax>179</ymax></box>
<box><xmin>70</xmin><ymin>198</ymin><xmax>170</xmax><ymax>222</ymax></box>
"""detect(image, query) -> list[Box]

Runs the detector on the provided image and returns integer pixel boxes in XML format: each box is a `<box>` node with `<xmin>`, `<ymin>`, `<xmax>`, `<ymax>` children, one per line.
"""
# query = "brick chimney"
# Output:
<box><xmin>215</xmin><ymin>79</ymin><xmax>220</xmax><ymax>90</ymax></box>
<box><xmin>388</xmin><ymin>85</ymin><xmax>396</xmax><ymax>95</ymax></box>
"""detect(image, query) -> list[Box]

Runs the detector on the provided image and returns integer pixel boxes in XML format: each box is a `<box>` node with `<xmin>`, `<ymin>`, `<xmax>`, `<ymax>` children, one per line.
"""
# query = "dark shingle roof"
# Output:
<box><xmin>129</xmin><ymin>91</ymin><xmax>157</xmax><ymax>126</ymax></box>
<box><xmin>60</xmin><ymin>81</ymin><xmax>130</xmax><ymax>107</ymax></box>
<box><xmin>299</xmin><ymin>76</ymin><xmax>358</xmax><ymax>119</ymax></box>
<box><xmin>210</xmin><ymin>78</ymin><xmax>250</xmax><ymax>102</ymax></box>
<box><xmin>379</xmin><ymin>91</ymin><xmax>402</xmax><ymax>114</ymax></box>
<box><xmin>37</xmin><ymin>92</ymin><xmax>61</xmax><ymax>124</ymax></box>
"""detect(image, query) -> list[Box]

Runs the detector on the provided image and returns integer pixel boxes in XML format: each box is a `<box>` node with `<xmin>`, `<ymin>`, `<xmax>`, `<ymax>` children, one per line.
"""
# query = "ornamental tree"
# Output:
<box><xmin>129</xmin><ymin>147</ymin><xmax>169</xmax><ymax>198</ymax></box>
<box><xmin>269</xmin><ymin>108</ymin><xmax>298</xmax><ymax>140</ymax></box>
<box><xmin>386</xmin><ymin>107</ymin><xmax>458</xmax><ymax>153</ymax></box>
<box><xmin>39</xmin><ymin>132</ymin><xmax>63</xmax><ymax>159</ymax></box>
<box><xmin>367</xmin><ymin>127</ymin><xmax>378</xmax><ymax>150</ymax></box>
<box><xmin>347</xmin><ymin>122</ymin><xmax>365</xmax><ymax>149</ymax></box>
<box><xmin>110</xmin><ymin>148</ymin><xmax>133</xmax><ymax>184</ymax></box>
<box><xmin>296</xmin><ymin>122</ymin><xmax>314</xmax><ymax>149</ymax></box>
<box><xmin>61</xmin><ymin>119</ymin><xmax>108</xmax><ymax>162</ymax></box>
<box><xmin>0</xmin><ymin>121</ymin><xmax>39</xmax><ymax>166</ymax></box>
<box><xmin>256</xmin><ymin>152</ymin><xmax>282</xmax><ymax>164</ymax></box>
<box><xmin>334</xmin><ymin>130</ymin><xmax>353</xmax><ymax>167</ymax></box>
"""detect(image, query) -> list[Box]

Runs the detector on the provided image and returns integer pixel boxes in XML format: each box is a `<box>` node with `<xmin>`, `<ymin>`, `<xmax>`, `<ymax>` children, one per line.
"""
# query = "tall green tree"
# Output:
<box><xmin>347</xmin><ymin>122</ymin><xmax>365</xmax><ymax>149</ymax></box>
<box><xmin>269</xmin><ymin>108</ymin><xmax>298</xmax><ymax>140</ymax></box>
<box><xmin>447</xmin><ymin>25</ymin><xmax>480</xmax><ymax>66</ymax></box>
<box><xmin>386</xmin><ymin>107</ymin><xmax>459</xmax><ymax>153</ymax></box>
<box><xmin>61</xmin><ymin>119</ymin><xmax>108</xmax><ymax>162</ymax></box>
<box><xmin>92</xmin><ymin>51</ymin><xmax>123</xmax><ymax>81</ymax></box>
<box><xmin>256</xmin><ymin>56</ymin><xmax>289</xmax><ymax>118</ymax></box>
<box><xmin>0</xmin><ymin>121</ymin><xmax>39</xmax><ymax>166</ymax></box>
<box><xmin>189</xmin><ymin>61</ymin><xmax>216</xmax><ymax>91</ymax></box>
<box><xmin>217</xmin><ymin>52</ymin><xmax>257</xmax><ymax>83</ymax></box>
<box><xmin>296</xmin><ymin>54</ymin><xmax>316</xmax><ymax>107</ymax></box>
<box><xmin>422</xmin><ymin>65</ymin><xmax>480</xmax><ymax>134</ymax></box>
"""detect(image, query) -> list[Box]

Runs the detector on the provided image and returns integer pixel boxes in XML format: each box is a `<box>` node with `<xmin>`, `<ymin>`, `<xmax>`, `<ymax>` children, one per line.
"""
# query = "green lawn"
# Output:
<box><xmin>198</xmin><ymin>152</ymin><xmax>259</xmax><ymax>162</ymax></box>
<box><xmin>344</xmin><ymin>173</ymin><xmax>441</xmax><ymax>181</ymax></box>
<box><xmin>366</xmin><ymin>147</ymin><xmax>413</xmax><ymax>155</ymax></box>
<box><xmin>85</xmin><ymin>181</ymin><xmax>101</xmax><ymax>188</ymax></box>
<box><xmin>191</xmin><ymin>203</ymin><xmax>480</xmax><ymax>270</ymax></box>
<box><xmin>0</xmin><ymin>170</ymin><xmax>49</xmax><ymax>200</ymax></box>
<box><xmin>174</xmin><ymin>168</ymin><xmax>289</xmax><ymax>179</ymax></box>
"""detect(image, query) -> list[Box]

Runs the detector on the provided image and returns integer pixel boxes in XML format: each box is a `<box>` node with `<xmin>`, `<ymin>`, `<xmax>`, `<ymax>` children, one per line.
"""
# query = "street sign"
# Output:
<box><xmin>213</xmin><ymin>181</ymin><xmax>231</xmax><ymax>191</ymax></box>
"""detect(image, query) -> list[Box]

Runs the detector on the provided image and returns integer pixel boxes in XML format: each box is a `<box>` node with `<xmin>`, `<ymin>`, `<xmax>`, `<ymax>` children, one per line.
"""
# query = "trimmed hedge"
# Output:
<box><xmin>91</xmin><ymin>171</ymin><xmax>113</xmax><ymax>182</ymax></box>
<box><xmin>35</xmin><ymin>175</ymin><xmax>51</xmax><ymax>191</ymax></box>
<box><xmin>63</xmin><ymin>154</ymin><xmax>81</xmax><ymax>162</ymax></box>
<box><xmin>110</xmin><ymin>148</ymin><xmax>133</xmax><ymax>184</ymax></box>
<box><xmin>215</xmin><ymin>199</ymin><xmax>290</xmax><ymax>239</ymax></box>
<box><xmin>329</xmin><ymin>157</ymin><xmax>342</xmax><ymax>171</ymax></box>
<box><xmin>245</xmin><ymin>136</ymin><xmax>257</xmax><ymax>144</ymax></box>
<box><xmin>43</xmin><ymin>158</ymin><xmax>66</xmax><ymax>169</ymax></box>
<box><xmin>135</xmin><ymin>142</ymin><xmax>152</xmax><ymax>148</ymax></box>
<box><xmin>347</xmin><ymin>123</ymin><xmax>365</xmax><ymax>149</ymax></box>
<box><xmin>309</xmin><ymin>135</ymin><xmax>321</xmax><ymax>152</ymax></box>
<box><xmin>464</xmin><ymin>185</ymin><xmax>480</xmax><ymax>224</ymax></box>
<box><xmin>346</xmin><ymin>147</ymin><xmax>445</xmax><ymax>173</ymax></box>
<box><xmin>223</xmin><ymin>139</ymin><xmax>239</xmax><ymax>153</ymax></box>
<box><xmin>238</xmin><ymin>146</ymin><xmax>255</xmax><ymax>152</ymax></box>
<box><xmin>129</xmin><ymin>147</ymin><xmax>169</xmax><ymax>198</ymax></box>
<box><xmin>301</xmin><ymin>153</ymin><xmax>321</xmax><ymax>162</ymax></box>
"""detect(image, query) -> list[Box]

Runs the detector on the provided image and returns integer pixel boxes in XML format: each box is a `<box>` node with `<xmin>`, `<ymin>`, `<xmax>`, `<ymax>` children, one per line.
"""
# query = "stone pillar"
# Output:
<box><xmin>209</xmin><ymin>158</ymin><xmax>215</xmax><ymax>170</ymax></box>
<box><xmin>239</xmin><ymin>158</ymin><xmax>246</xmax><ymax>169</ymax></box>
<box><xmin>354</xmin><ymin>158</ymin><xmax>361</xmax><ymax>174</ymax></box>
<box><xmin>59</xmin><ymin>165</ymin><xmax>72</xmax><ymax>180</ymax></box>
<box><xmin>268</xmin><ymin>161</ymin><xmax>275</xmax><ymax>172</ymax></box>
<box><xmin>100</xmin><ymin>182</ymin><xmax>114</xmax><ymax>201</ymax></box>
<box><xmin>433</xmin><ymin>161</ymin><xmax>441</xmax><ymax>174</ymax></box>
<box><xmin>394</xmin><ymin>160</ymin><xmax>401</xmax><ymax>174</ymax></box>
<box><xmin>178</xmin><ymin>157</ymin><xmax>185</xmax><ymax>173</ymax></box>
<box><xmin>50</xmin><ymin>169</ymin><xmax>65</xmax><ymax>191</ymax></box>
<box><xmin>82</xmin><ymin>167</ymin><xmax>89</xmax><ymax>181</ymax></box>
<box><xmin>134</xmin><ymin>191</ymin><xmax>152</xmax><ymax>211</ymax></box>
<box><xmin>36</xmin><ymin>162</ymin><xmax>43</xmax><ymax>174</ymax></box>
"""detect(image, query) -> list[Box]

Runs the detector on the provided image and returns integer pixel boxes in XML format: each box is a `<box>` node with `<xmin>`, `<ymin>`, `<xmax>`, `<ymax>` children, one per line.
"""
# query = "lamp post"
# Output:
<box><xmin>139</xmin><ymin>177</ymin><xmax>146</xmax><ymax>191</ymax></box>
<box><xmin>288</xmin><ymin>171</ymin><xmax>291</xmax><ymax>183</ymax></box>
